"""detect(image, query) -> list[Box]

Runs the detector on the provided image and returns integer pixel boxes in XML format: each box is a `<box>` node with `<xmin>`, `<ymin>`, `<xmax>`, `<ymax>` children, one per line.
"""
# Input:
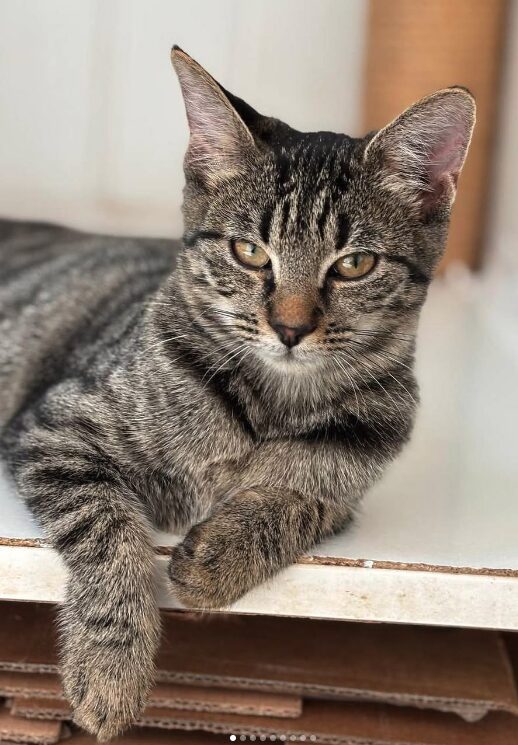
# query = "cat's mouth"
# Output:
<box><xmin>255</xmin><ymin>343</ymin><xmax>323</xmax><ymax>371</ymax></box>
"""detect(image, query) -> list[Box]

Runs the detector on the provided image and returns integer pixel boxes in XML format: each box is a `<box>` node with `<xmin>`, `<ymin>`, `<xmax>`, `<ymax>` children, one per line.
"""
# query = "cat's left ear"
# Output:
<box><xmin>171</xmin><ymin>46</ymin><xmax>257</xmax><ymax>185</ymax></box>
<box><xmin>364</xmin><ymin>88</ymin><xmax>476</xmax><ymax>217</ymax></box>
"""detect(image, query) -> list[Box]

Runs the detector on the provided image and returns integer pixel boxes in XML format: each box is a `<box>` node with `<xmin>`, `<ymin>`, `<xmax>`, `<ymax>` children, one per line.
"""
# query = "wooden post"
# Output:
<box><xmin>363</xmin><ymin>0</ymin><xmax>509</xmax><ymax>270</ymax></box>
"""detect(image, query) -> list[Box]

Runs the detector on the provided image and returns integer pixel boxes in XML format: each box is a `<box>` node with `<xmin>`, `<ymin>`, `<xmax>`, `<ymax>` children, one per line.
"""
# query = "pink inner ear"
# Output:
<box><xmin>375</xmin><ymin>91</ymin><xmax>474</xmax><ymax>214</ymax></box>
<box><xmin>419</xmin><ymin>124</ymin><xmax>468</xmax><ymax>213</ymax></box>
<box><xmin>428</xmin><ymin>130</ymin><xmax>466</xmax><ymax>185</ymax></box>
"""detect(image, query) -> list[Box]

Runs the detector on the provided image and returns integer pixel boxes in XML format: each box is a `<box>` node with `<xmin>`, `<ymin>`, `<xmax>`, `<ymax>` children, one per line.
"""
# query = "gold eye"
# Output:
<box><xmin>232</xmin><ymin>240</ymin><xmax>271</xmax><ymax>269</ymax></box>
<box><xmin>332</xmin><ymin>251</ymin><xmax>377</xmax><ymax>279</ymax></box>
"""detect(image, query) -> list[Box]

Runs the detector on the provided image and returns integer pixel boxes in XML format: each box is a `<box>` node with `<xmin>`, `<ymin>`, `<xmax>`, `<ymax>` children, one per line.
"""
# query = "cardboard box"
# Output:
<box><xmin>0</xmin><ymin>703</ymin><xmax>62</xmax><ymax>745</ymax></box>
<box><xmin>25</xmin><ymin>729</ymin><xmax>227</xmax><ymax>744</ymax></box>
<box><xmin>0</xmin><ymin>672</ymin><xmax>301</xmax><ymax>719</ymax></box>
<box><xmin>1</xmin><ymin>603</ymin><xmax>517</xmax><ymax>722</ymax></box>
<box><xmin>157</xmin><ymin>612</ymin><xmax>518</xmax><ymax>721</ymax></box>
<box><xmin>10</xmin><ymin>696</ymin><xmax>518</xmax><ymax>745</ymax></box>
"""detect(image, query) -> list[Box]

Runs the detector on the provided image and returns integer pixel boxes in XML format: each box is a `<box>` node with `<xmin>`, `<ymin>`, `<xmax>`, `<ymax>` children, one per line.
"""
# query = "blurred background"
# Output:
<box><xmin>0</xmin><ymin>0</ymin><xmax>513</xmax><ymax>270</ymax></box>
<box><xmin>0</xmin><ymin>1</ymin><xmax>517</xmax><ymax>518</ymax></box>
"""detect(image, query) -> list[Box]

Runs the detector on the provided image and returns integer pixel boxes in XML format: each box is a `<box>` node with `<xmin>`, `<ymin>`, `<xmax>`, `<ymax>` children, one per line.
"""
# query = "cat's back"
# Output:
<box><xmin>0</xmin><ymin>219</ymin><xmax>177</xmax><ymax>428</ymax></box>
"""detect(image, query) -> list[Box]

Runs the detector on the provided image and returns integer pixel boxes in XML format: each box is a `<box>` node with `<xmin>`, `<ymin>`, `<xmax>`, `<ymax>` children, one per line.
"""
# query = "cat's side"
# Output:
<box><xmin>0</xmin><ymin>48</ymin><xmax>475</xmax><ymax>740</ymax></box>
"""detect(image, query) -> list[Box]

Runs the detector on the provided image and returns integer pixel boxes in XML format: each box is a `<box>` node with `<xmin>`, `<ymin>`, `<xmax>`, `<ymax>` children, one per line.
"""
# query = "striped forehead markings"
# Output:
<box><xmin>259</xmin><ymin>206</ymin><xmax>274</xmax><ymax>244</ymax></box>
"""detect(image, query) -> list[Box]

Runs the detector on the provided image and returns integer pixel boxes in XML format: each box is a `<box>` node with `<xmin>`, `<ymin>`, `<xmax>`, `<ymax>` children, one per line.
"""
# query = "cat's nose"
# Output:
<box><xmin>268</xmin><ymin>291</ymin><xmax>321</xmax><ymax>348</ymax></box>
<box><xmin>270</xmin><ymin>320</ymin><xmax>318</xmax><ymax>348</ymax></box>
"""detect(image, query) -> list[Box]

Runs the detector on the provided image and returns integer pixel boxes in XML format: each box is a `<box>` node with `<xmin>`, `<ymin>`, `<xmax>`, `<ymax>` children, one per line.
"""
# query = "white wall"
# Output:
<box><xmin>482</xmin><ymin>1</ymin><xmax>518</xmax><ymax>346</ymax></box>
<box><xmin>0</xmin><ymin>0</ymin><xmax>367</xmax><ymax>238</ymax></box>
<box><xmin>488</xmin><ymin>1</ymin><xmax>518</xmax><ymax>272</ymax></box>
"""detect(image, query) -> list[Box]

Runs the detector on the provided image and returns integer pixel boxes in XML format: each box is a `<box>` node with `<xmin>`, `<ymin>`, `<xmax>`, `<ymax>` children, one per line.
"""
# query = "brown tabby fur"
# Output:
<box><xmin>0</xmin><ymin>47</ymin><xmax>475</xmax><ymax>739</ymax></box>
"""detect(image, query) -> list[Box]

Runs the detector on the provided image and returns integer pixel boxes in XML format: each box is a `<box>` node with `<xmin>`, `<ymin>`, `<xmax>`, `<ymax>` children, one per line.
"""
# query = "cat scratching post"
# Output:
<box><xmin>364</xmin><ymin>0</ymin><xmax>509</xmax><ymax>271</ymax></box>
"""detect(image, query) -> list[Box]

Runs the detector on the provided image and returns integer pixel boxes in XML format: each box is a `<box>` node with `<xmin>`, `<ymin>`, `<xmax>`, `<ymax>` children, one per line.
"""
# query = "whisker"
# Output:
<box><xmin>209</xmin><ymin>308</ymin><xmax>258</xmax><ymax>325</ymax></box>
<box><xmin>344</xmin><ymin>345</ymin><xmax>417</xmax><ymax>404</ymax></box>
<box><xmin>333</xmin><ymin>357</ymin><xmax>362</xmax><ymax>418</ymax></box>
<box><xmin>344</xmin><ymin>338</ymin><xmax>414</xmax><ymax>374</ymax></box>
<box><xmin>202</xmin><ymin>342</ymin><xmax>250</xmax><ymax>387</ymax></box>
<box><xmin>334</xmin><ymin>351</ymin><xmax>407</xmax><ymax>418</ymax></box>
<box><xmin>347</xmin><ymin>328</ymin><xmax>414</xmax><ymax>342</ymax></box>
<box><xmin>326</xmin><ymin>329</ymin><xmax>413</xmax><ymax>344</ymax></box>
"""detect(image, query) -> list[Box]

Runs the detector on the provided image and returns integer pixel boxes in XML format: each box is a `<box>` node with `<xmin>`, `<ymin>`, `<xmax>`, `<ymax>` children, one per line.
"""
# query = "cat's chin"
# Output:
<box><xmin>254</xmin><ymin>346</ymin><xmax>324</xmax><ymax>374</ymax></box>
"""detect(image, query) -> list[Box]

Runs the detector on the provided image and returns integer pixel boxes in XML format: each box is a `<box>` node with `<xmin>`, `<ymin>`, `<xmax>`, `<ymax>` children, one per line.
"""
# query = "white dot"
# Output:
<box><xmin>230</xmin><ymin>738</ymin><xmax>236</xmax><ymax>742</ymax></box>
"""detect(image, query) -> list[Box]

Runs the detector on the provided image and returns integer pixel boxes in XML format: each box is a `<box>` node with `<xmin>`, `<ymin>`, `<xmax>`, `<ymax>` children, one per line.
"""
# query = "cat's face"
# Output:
<box><xmin>171</xmin><ymin>48</ymin><xmax>475</xmax><ymax>381</ymax></box>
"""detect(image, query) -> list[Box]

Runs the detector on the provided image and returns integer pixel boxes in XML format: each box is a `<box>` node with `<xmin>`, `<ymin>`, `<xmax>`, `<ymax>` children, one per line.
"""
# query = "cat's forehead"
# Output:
<box><xmin>270</xmin><ymin>131</ymin><xmax>356</xmax><ymax>194</ymax></box>
<box><xmin>260</xmin><ymin>133</ymin><xmax>359</xmax><ymax>262</ymax></box>
<box><xmin>205</xmin><ymin>131</ymin><xmax>367</xmax><ymax>270</ymax></box>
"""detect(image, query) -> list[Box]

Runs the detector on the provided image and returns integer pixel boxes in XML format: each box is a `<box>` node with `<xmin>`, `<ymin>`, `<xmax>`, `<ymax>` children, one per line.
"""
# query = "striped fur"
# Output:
<box><xmin>0</xmin><ymin>50</ymin><xmax>474</xmax><ymax>740</ymax></box>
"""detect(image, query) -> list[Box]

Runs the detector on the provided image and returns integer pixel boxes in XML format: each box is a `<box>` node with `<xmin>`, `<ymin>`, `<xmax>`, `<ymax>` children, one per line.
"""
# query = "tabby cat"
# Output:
<box><xmin>0</xmin><ymin>47</ymin><xmax>475</xmax><ymax>739</ymax></box>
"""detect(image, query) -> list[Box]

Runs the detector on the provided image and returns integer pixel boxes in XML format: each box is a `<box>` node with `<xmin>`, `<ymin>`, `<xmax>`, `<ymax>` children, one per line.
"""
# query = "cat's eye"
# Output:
<box><xmin>232</xmin><ymin>240</ymin><xmax>271</xmax><ymax>270</ymax></box>
<box><xmin>331</xmin><ymin>251</ymin><xmax>377</xmax><ymax>280</ymax></box>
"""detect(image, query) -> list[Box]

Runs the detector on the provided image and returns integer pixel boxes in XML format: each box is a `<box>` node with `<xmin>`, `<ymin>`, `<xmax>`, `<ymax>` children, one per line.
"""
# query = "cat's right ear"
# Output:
<box><xmin>364</xmin><ymin>87</ymin><xmax>476</xmax><ymax>218</ymax></box>
<box><xmin>171</xmin><ymin>47</ymin><xmax>257</xmax><ymax>185</ymax></box>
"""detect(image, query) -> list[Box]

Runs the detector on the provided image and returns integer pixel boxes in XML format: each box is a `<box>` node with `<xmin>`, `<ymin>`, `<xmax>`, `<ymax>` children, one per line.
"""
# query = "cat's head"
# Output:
<box><xmin>169</xmin><ymin>47</ymin><xmax>475</xmax><ymax>380</ymax></box>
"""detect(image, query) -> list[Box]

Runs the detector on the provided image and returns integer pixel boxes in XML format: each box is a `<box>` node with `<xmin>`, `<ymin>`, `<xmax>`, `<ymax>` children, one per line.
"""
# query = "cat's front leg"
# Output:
<box><xmin>13</xmin><ymin>438</ymin><xmax>160</xmax><ymax>741</ymax></box>
<box><xmin>168</xmin><ymin>435</ymin><xmax>389</xmax><ymax>609</ymax></box>
<box><xmin>168</xmin><ymin>484</ymin><xmax>346</xmax><ymax>609</ymax></box>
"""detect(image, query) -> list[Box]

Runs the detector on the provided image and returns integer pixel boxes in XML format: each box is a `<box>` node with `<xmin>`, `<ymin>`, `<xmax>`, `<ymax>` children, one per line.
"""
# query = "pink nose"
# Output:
<box><xmin>270</xmin><ymin>321</ymin><xmax>317</xmax><ymax>348</ymax></box>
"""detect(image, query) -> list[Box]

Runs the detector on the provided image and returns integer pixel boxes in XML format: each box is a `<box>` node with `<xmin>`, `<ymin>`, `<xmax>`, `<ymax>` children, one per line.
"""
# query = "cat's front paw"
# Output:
<box><xmin>168</xmin><ymin>519</ymin><xmax>254</xmax><ymax>609</ymax></box>
<box><xmin>60</xmin><ymin>607</ymin><xmax>158</xmax><ymax>741</ymax></box>
<box><xmin>63</xmin><ymin>649</ymin><xmax>149</xmax><ymax>741</ymax></box>
<box><xmin>65</xmin><ymin>662</ymin><xmax>146</xmax><ymax>741</ymax></box>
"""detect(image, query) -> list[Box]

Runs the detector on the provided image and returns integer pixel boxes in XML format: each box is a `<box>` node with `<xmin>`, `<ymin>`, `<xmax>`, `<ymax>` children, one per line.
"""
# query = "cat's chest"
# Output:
<box><xmin>161</xmin><ymin>385</ymin><xmax>256</xmax><ymax>478</ymax></box>
<box><xmin>167</xmin><ymin>431</ymin><xmax>255</xmax><ymax>521</ymax></box>
<box><xmin>152</xmin><ymin>370</ymin><xmax>336</xmax><ymax>493</ymax></box>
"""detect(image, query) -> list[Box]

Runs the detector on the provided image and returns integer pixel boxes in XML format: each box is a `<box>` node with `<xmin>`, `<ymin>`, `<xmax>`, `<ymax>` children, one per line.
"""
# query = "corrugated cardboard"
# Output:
<box><xmin>11</xmin><ymin>696</ymin><xmax>518</xmax><ymax>745</ymax></box>
<box><xmin>0</xmin><ymin>606</ymin><xmax>57</xmax><ymax>674</ymax></box>
<box><xmin>157</xmin><ymin>613</ymin><xmax>518</xmax><ymax>721</ymax></box>
<box><xmin>0</xmin><ymin>703</ymin><xmax>61</xmax><ymax>745</ymax></box>
<box><xmin>505</xmin><ymin>632</ymin><xmax>518</xmax><ymax>684</ymax></box>
<box><xmin>0</xmin><ymin>676</ymin><xmax>61</xmax><ymax>702</ymax></box>
<box><xmin>29</xmin><ymin>729</ymin><xmax>227</xmax><ymax>744</ymax></box>
<box><xmin>1</xmin><ymin>602</ymin><xmax>517</xmax><ymax>722</ymax></box>
<box><xmin>1</xmin><ymin>719</ymin><xmax>227</xmax><ymax>744</ymax></box>
<box><xmin>0</xmin><ymin>672</ymin><xmax>301</xmax><ymax>718</ymax></box>
<box><xmin>149</xmin><ymin>681</ymin><xmax>301</xmax><ymax>717</ymax></box>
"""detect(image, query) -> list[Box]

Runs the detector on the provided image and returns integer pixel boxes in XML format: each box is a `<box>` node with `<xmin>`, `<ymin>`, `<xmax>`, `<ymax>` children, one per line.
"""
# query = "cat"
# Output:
<box><xmin>0</xmin><ymin>46</ymin><xmax>475</xmax><ymax>740</ymax></box>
